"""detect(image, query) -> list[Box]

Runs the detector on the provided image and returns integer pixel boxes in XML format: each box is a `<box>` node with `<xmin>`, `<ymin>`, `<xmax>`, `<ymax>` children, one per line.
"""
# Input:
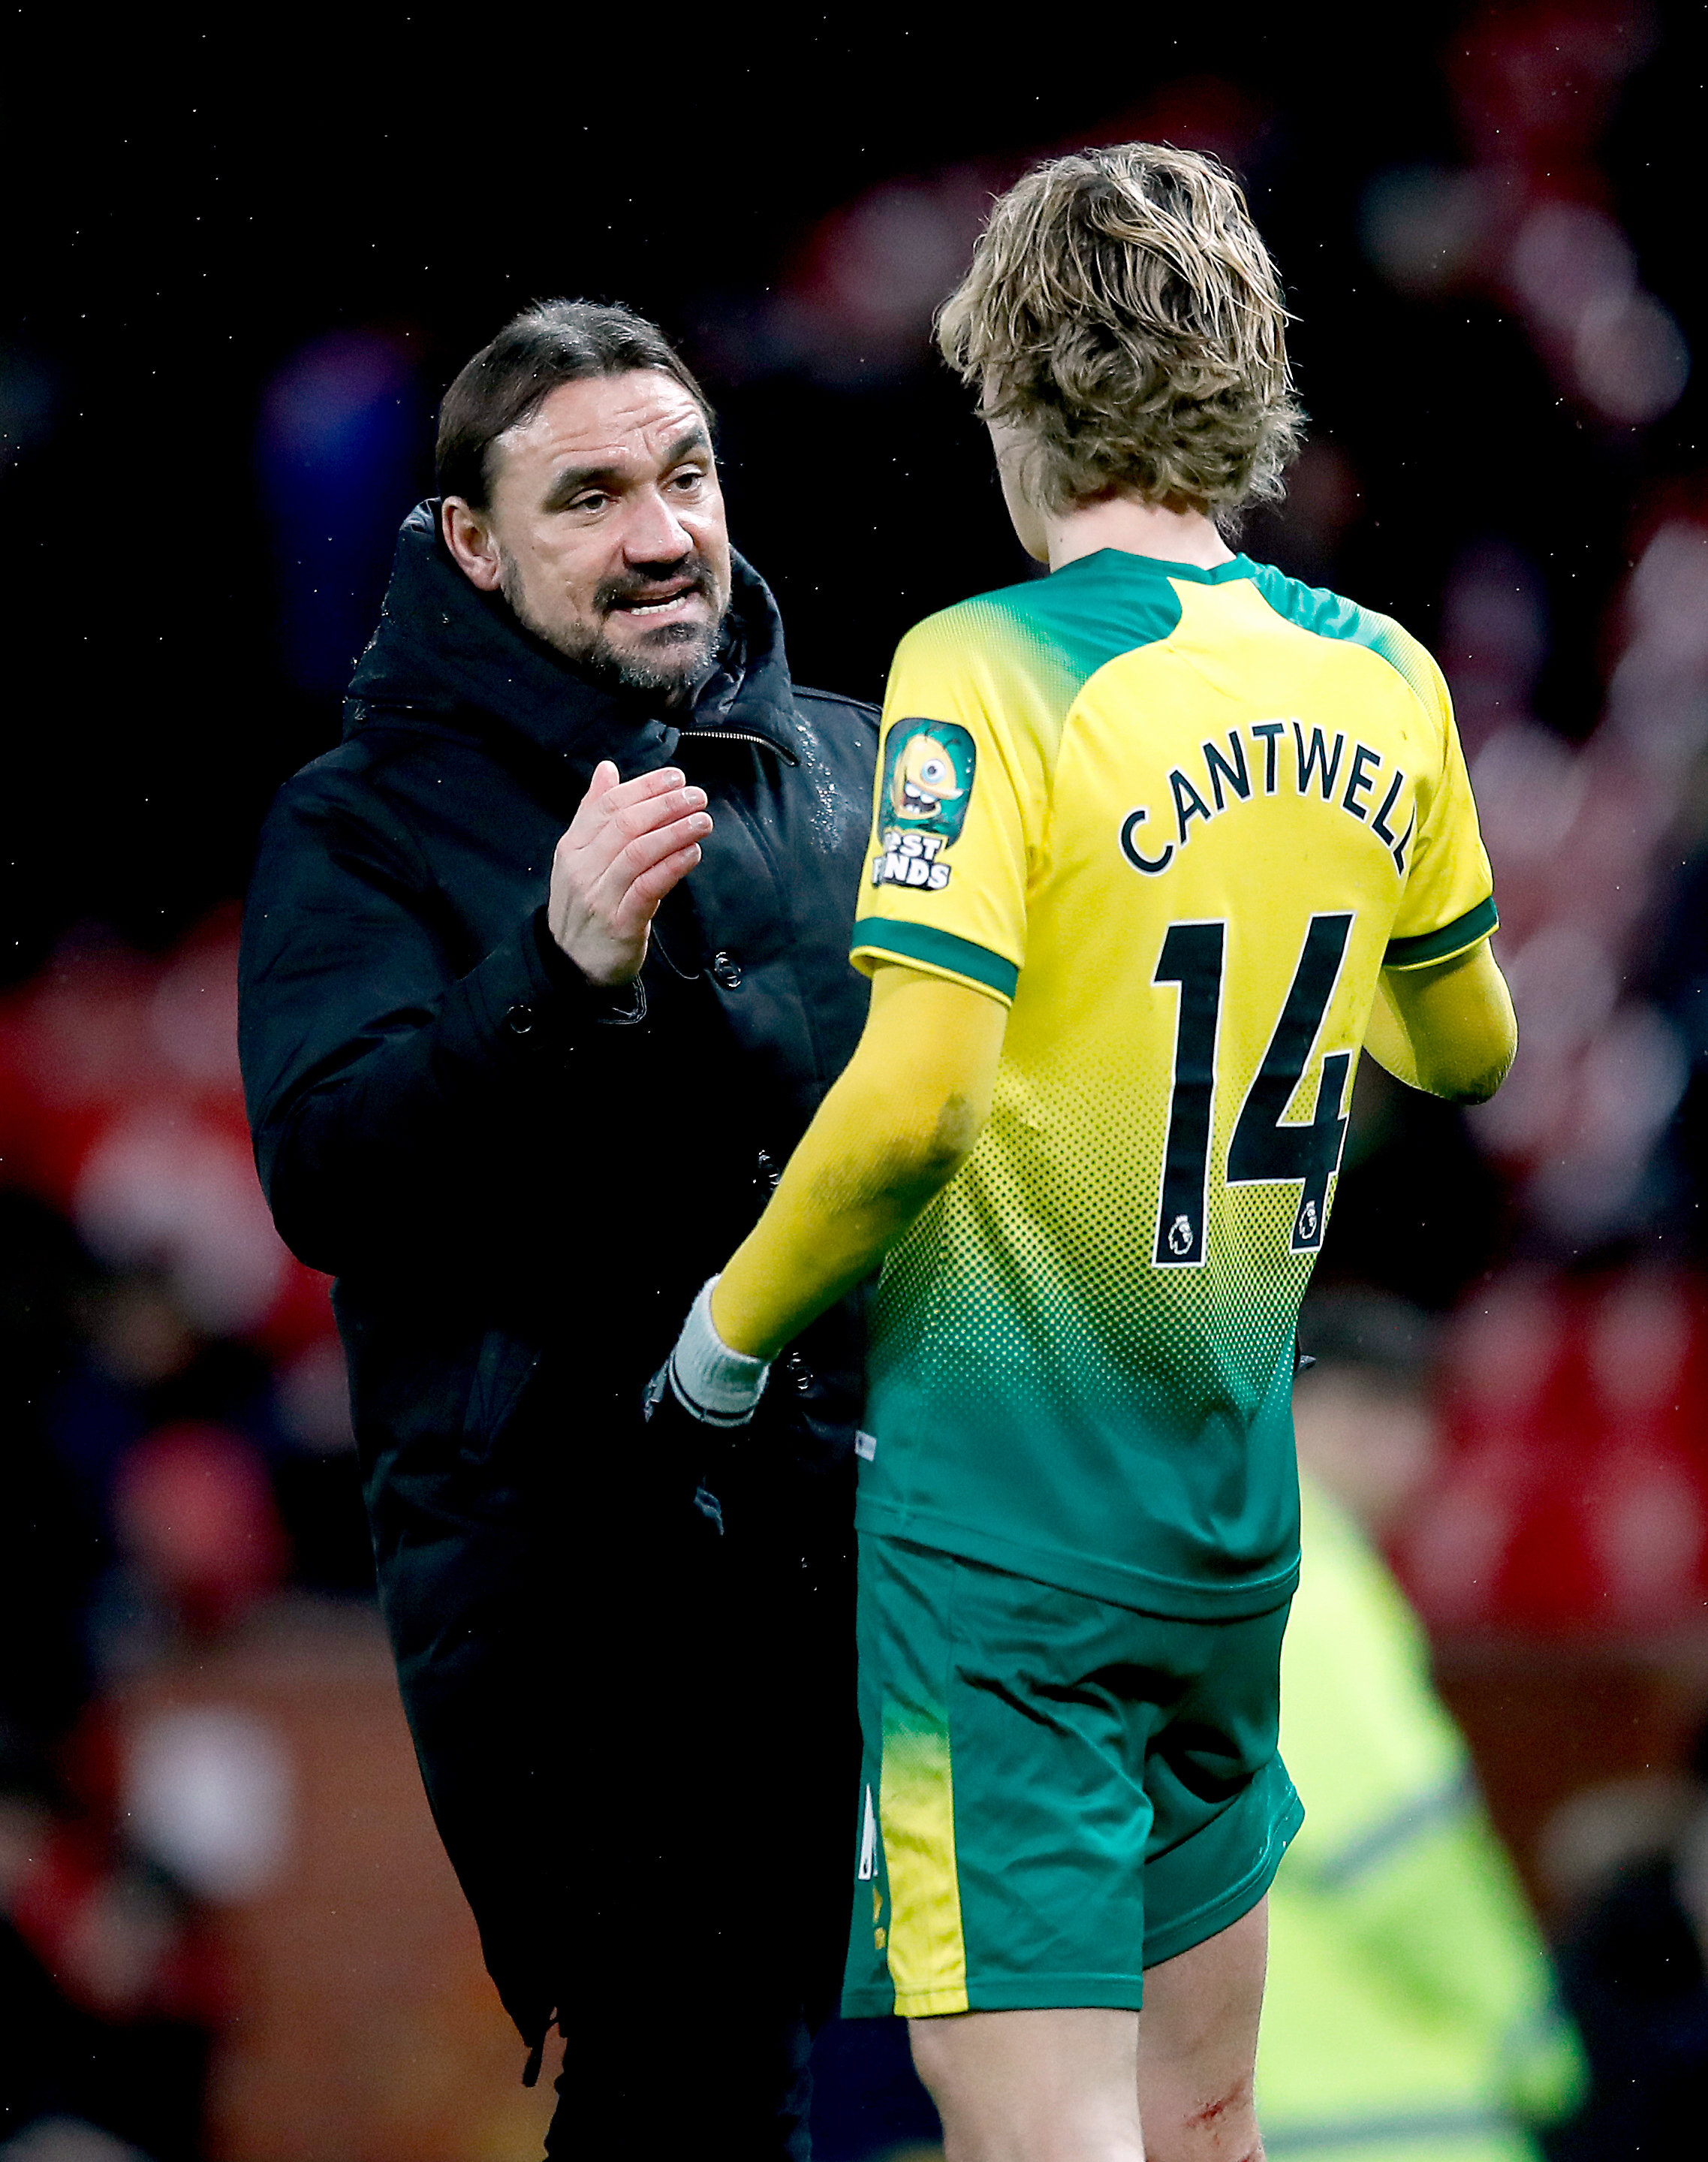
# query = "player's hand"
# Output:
<box><xmin>643</xmin><ymin>1282</ymin><xmax>773</xmax><ymax>1538</ymax></box>
<box><xmin>547</xmin><ymin>759</ymin><xmax>711</xmax><ymax>986</ymax></box>
<box><xmin>657</xmin><ymin>1278</ymin><xmax>773</xmax><ymax>1428</ymax></box>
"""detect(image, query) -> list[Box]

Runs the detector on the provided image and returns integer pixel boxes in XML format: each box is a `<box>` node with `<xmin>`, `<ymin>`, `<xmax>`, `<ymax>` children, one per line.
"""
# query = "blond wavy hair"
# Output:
<box><xmin>938</xmin><ymin>143</ymin><xmax>1303</xmax><ymax>520</ymax></box>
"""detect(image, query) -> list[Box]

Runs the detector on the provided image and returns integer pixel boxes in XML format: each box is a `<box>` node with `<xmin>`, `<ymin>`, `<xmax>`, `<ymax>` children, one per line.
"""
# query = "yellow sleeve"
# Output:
<box><xmin>709</xmin><ymin>966</ymin><xmax>1008</xmax><ymax>1361</ymax></box>
<box><xmin>1366</xmin><ymin>940</ymin><xmax>1516</xmax><ymax>1101</ymax></box>
<box><xmin>1383</xmin><ymin>641</ymin><xmax>1498</xmax><ymax>970</ymax></box>
<box><xmin>851</xmin><ymin>605</ymin><xmax>1051</xmax><ymax>1005</ymax></box>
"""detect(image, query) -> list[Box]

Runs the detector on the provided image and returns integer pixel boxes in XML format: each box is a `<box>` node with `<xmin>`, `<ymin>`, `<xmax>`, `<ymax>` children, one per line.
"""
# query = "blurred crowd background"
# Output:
<box><xmin>5</xmin><ymin>5</ymin><xmax>1708</xmax><ymax>2157</ymax></box>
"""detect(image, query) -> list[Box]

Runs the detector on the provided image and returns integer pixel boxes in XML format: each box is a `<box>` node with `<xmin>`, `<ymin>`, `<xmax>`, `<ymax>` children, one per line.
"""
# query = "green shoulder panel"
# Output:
<box><xmin>911</xmin><ymin>554</ymin><xmax>1444</xmax><ymax>754</ymax></box>
<box><xmin>917</xmin><ymin>556</ymin><xmax>1187</xmax><ymax>742</ymax></box>
<box><xmin>1243</xmin><ymin>560</ymin><xmax>1441</xmax><ymax>717</ymax></box>
<box><xmin>987</xmin><ymin>552</ymin><xmax>1186</xmax><ymax>683</ymax></box>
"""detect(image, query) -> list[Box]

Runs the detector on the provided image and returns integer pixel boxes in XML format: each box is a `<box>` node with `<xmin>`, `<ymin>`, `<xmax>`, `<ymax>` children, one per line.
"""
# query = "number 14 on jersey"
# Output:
<box><xmin>1153</xmin><ymin>913</ymin><xmax>1355</xmax><ymax>1268</ymax></box>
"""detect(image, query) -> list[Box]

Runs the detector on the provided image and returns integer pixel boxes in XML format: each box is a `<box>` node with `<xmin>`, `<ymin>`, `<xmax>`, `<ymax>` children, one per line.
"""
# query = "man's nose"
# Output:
<box><xmin>621</xmin><ymin>485</ymin><xmax>694</xmax><ymax>564</ymax></box>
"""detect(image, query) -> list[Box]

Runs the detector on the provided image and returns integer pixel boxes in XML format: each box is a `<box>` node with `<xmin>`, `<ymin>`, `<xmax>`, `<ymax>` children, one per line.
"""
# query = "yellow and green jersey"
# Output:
<box><xmin>851</xmin><ymin>548</ymin><xmax>1496</xmax><ymax>1618</ymax></box>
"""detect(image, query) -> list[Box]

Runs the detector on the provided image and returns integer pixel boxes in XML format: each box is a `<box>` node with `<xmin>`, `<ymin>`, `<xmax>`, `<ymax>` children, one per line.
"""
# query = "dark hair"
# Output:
<box><xmin>434</xmin><ymin>299</ymin><xmax>714</xmax><ymax>510</ymax></box>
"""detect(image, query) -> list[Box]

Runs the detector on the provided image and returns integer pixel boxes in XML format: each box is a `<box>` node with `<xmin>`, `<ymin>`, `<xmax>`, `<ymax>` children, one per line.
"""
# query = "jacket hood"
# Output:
<box><xmin>345</xmin><ymin>499</ymin><xmax>801</xmax><ymax>764</ymax></box>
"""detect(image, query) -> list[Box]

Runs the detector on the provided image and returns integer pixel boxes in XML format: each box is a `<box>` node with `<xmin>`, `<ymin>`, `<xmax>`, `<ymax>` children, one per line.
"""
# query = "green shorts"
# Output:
<box><xmin>842</xmin><ymin>1533</ymin><xmax>1301</xmax><ymax>2019</ymax></box>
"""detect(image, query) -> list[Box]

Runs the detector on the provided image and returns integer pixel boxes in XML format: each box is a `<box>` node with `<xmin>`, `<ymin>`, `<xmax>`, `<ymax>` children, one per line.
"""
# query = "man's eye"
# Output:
<box><xmin>669</xmin><ymin>469</ymin><xmax>706</xmax><ymax>492</ymax></box>
<box><xmin>571</xmin><ymin>493</ymin><xmax>610</xmax><ymax>513</ymax></box>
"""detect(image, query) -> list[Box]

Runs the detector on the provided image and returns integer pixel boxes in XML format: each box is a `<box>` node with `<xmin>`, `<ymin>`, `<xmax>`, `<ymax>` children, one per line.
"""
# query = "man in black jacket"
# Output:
<box><xmin>239</xmin><ymin>302</ymin><xmax>878</xmax><ymax>2157</ymax></box>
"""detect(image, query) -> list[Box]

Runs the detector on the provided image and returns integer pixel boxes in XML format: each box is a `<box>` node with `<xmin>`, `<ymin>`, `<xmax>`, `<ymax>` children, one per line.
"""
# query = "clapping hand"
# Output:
<box><xmin>547</xmin><ymin>760</ymin><xmax>711</xmax><ymax>985</ymax></box>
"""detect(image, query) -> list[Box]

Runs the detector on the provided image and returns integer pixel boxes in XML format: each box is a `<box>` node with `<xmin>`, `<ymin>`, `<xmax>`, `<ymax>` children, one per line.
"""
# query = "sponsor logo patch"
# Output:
<box><xmin>871</xmin><ymin>719</ymin><xmax>976</xmax><ymax>891</ymax></box>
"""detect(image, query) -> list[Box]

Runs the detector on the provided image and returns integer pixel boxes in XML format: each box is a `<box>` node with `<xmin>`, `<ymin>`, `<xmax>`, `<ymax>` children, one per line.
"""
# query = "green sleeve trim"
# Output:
<box><xmin>1384</xmin><ymin>896</ymin><xmax>1499</xmax><ymax>969</ymax></box>
<box><xmin>852</xmin><ymin>918</ymin><xmax>1020</xmax><ymax>1002</ymax></box>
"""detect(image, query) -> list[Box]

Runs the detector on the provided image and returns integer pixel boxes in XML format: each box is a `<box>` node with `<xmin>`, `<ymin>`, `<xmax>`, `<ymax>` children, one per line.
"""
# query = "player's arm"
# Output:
<box><xmin>1363</xmin><ymin>939</ymin><xmax>1516</xmax><ymax>1104</ymax></box>
<box><xmin>707</xmin><ymin>962</ymin><xmax>1008</xmax><ymax>1363</ymax></box>
<box><xmin>664</xmin><ymin>616</ymin><xmax>1026</xmax><ymax>1421</ymax></box>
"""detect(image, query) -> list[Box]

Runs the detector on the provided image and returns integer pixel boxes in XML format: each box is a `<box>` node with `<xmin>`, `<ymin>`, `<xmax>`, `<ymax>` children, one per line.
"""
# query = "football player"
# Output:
<box><xmin>663</xmin><ymin>143</ymin><xmax>1515</xmax><ymax>2161</ymax></box>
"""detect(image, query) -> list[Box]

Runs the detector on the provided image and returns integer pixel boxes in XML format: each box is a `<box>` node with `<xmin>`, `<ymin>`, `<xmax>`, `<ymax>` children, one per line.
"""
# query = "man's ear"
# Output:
<box><xmin>442</xmin><ymin>498</ymin><xmax>504</xmax><ymax>591</ymax></box>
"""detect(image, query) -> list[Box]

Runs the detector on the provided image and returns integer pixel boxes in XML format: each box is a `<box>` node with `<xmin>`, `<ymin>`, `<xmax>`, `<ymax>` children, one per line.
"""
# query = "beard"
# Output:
<box><xmin>500</xmin><ymin>550</ymin><xmax>729</xmax><ymax>695</ymax></box>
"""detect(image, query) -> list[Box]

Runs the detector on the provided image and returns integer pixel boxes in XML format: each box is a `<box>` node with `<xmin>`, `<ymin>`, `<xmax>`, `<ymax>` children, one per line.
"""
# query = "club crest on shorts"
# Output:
<box><xmin>871</xmin><ymin>719</ymin><xmax>977</xmax><ymax>892</ymax></box>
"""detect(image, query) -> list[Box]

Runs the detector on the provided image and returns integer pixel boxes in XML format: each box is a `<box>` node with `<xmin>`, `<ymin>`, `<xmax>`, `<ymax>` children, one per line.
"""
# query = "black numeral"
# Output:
<box><xmin>1226</xmin><ymin>913</ymin><xmax>1354</xmax><ymax>1251</ymax></box>
<box><xmin>1152</xmin><ymin>921</ymin><xmax>1225</xmax><ymax>1266</ymax></box>
<box><xmin>1152</xmin><ymin>912</ymin><xmax>1355</xmax><ymax>1268</ymax></box>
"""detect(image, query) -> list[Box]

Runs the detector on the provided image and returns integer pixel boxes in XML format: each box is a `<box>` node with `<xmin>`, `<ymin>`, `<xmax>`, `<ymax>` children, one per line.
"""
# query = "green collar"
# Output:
<box><xmin>1050</xmin><ymin>547</ymin><xmax>1256</xmax><ymax>586</ymax></box>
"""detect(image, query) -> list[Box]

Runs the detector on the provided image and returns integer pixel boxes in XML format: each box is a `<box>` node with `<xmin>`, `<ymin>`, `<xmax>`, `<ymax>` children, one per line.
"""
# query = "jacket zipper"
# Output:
<box><xmin>674</xmin><ymin>726</ymin><xmax>799</xmax><ymax>765</ymax></box>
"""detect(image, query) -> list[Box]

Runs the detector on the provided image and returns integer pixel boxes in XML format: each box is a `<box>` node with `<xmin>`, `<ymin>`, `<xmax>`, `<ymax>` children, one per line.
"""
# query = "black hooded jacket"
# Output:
<box><xmin>239</xmin><ymin>503</ymin><xmax>878</xmax><ymax>1525</ymax></box>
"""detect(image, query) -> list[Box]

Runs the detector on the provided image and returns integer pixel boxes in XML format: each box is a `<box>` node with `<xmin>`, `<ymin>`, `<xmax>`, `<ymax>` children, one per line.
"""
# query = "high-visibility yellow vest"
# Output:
<box><xmin>1256</xmin><ymin>1479</ymin><xmax>1585</xmax><ymax>2160</ymax></box>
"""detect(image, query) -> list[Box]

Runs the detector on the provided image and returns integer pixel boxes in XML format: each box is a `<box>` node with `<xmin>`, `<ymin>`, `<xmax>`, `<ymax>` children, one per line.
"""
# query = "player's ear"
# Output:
<box><xmin>442</xmin><ymin>498</ymin><xmax>504</xmax><ymax>592</ymax></box>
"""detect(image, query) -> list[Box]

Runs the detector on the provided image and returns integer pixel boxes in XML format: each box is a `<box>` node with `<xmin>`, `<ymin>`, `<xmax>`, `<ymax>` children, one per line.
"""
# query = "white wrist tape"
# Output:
<box><xmin>667</xmin><ymin>1277</ymin><xmax>771</xmax><ymax>1428</ymax></box>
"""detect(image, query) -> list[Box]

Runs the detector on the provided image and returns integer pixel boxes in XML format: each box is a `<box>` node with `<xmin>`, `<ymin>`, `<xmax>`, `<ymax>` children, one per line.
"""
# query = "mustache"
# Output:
<box><xmin>595</xmin><ymin>556</ymin><xmax>718</xmax><ymax>615</ymax></box>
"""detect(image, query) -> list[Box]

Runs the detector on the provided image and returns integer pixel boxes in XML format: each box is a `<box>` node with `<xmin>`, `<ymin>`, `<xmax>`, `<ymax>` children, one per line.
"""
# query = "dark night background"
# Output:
<box><xmin>4</xmin><ymin>6</ymin><xmax>1700</xmax><ymax>969</ymax></box>
<box><xmin>5</xmin><ymin>8</ymin><xmax>1708</xmax><ymax>2157</ymax></box>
